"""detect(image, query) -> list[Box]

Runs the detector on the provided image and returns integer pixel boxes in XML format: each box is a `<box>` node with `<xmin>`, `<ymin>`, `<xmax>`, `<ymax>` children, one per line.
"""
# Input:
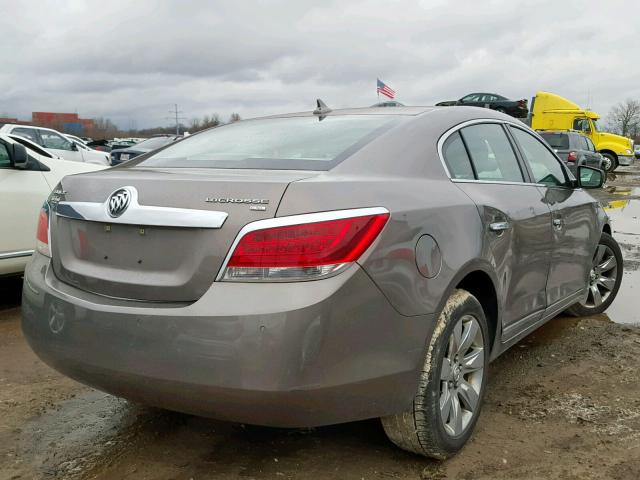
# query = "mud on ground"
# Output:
<box><xmin>1</xmin><ymin>164</ymin><xmax>639</xmax><ymax>480</ymax></box>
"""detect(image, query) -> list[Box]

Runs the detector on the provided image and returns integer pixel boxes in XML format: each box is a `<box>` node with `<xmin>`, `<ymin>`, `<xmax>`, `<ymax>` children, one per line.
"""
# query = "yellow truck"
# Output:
<box><xmin>529</xmin><ymin>91</ymin><xmax>634</xmax><ymax>171</ymax></box>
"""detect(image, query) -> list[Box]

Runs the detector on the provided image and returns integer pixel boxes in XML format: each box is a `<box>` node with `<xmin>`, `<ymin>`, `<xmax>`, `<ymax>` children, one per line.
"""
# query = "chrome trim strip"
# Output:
<box><xmin>0</xmin><ymin>249</ymin><xmax>34</xmax><ymax>260</ymax></box>
<box><xmin>56</xmin><ymin>186</ymin><xmax>228</xmax><ymax>229</ymax></box>
<box><xmin>215</xmin><ymin>206</ymin><xmax>390</xmax><ymax>281</ymax></box>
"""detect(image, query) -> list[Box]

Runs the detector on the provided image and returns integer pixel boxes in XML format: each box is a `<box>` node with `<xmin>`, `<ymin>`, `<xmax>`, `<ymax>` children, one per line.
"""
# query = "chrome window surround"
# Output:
<box><xmin>216</xmin><ymin>206</ymin><xmax>390</xmax><ymax>282</ymax></box>
<box><xmin>436</xmin><ymin>118</ymin><xmax>572</xmax><ymax>188</ymax></box>
<box><xmin>55</xmin><ymin>186</ymin><xmax>228</xmax><ymax>229</ymax></box>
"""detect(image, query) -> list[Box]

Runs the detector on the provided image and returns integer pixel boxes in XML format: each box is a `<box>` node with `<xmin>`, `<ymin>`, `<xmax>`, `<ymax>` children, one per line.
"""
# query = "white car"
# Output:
<box><xmin>0</xmin><ymin>124</ymin><xmax>110</xmax><ymax>166</ymax></box>
<box><xmin>0</xmin><ymin>134</ymin><xmax>106</xmax><ymax>276</ymax></box>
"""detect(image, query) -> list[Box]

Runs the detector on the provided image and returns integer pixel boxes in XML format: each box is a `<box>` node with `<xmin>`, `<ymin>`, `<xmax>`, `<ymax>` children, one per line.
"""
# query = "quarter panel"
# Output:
<box><xmin>277</xmin><ymin>177</ymin><xmax>485</xmax><ymax>316</ymax></box>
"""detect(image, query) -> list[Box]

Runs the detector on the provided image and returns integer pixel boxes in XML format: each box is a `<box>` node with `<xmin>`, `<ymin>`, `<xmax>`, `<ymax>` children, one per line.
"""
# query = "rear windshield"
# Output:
<box><xmin>539</xmin><ymin>133</ymin><xmax>570</xmax><ymax>149</ymax></box>
<box><xmin>137</xmin><ymin>115</ymin><xmax>399</xmax><ymax>170</ymax></box>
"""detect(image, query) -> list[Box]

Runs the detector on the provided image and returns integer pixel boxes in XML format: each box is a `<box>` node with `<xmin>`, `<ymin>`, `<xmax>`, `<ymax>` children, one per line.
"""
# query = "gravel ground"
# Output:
<box><xmin>1</xmin><ymin>164</ymin><xmax>639</xmax><ymax>480</ymax></box>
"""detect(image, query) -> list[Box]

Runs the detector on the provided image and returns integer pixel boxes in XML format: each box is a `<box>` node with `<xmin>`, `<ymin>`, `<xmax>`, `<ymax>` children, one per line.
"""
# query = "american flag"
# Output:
<box><xmin>377</xmin><ymin>78</ymin><xmax>395</xmax><ymax>99</ymax></box>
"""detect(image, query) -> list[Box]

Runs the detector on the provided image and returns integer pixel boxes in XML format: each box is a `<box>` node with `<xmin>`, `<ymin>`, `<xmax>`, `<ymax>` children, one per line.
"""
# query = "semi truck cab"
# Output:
<box><xmin>530</xmin><ymin>91</ymin><xmax>634</xmax><ymax>171</ymax></box>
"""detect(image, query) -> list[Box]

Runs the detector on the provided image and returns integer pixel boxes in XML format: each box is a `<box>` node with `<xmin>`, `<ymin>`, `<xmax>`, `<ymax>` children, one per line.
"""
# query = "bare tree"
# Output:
<box><xmin>190</xmin><ymin>117</ymin><xmax>202</xmax><ymax>132</ymax></box>
<box><xmin>606</xmin><ymin>99</ymin><xmax>640</xmax><ymax>137</ymax></box>
<box><xmin>229</xmin><ymin>113</ymin><xmax>241</xmax><ymax>123</ymax></box>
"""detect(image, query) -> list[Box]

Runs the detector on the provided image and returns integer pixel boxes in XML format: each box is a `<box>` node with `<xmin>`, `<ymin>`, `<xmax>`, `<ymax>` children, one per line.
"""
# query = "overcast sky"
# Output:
<box><xmin>1</xmin><ymin>0</ymin><xmax>638</xmax><ymax>129</ymax></box>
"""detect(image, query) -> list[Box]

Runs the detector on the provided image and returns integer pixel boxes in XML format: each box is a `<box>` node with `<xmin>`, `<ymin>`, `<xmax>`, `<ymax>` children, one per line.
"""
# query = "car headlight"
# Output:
<box><xmin>625</xmin><ymin>149</ymin><xmax>632</xmax><ymax>154</ymax></box>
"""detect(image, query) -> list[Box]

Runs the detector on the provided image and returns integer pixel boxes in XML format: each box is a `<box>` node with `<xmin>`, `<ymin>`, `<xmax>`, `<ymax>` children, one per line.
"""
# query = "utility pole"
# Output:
<box><xmin>167</xmin><ymin>104</ymin><xmax>186</xmax><ymax>135</ymax></box>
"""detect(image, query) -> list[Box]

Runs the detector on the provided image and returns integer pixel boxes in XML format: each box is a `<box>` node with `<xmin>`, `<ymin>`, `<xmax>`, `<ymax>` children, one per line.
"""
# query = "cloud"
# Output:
<box><xmin>1</xmin><ymin>0</ymin><xmax>638</xmax><ymax>128</ymax></box>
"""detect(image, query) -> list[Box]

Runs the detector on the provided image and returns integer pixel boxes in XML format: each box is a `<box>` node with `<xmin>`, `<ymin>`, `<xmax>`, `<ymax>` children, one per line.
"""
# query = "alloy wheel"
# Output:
<box><xmin>439</xmin><ymin>314</ymin><xmax>485</xmax><ymax>437</ymax></box>
<box><xmin>581</xmin><ymin>244</ymin><xmax>618</xmax><ymax>308</ymax></box>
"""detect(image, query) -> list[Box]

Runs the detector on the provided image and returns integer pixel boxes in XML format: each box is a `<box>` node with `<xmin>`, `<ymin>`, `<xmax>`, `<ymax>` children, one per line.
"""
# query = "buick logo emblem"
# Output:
<box><xmin>108</xmin><ymin>188</ymin><xmax>131</xmax><ymax>217</ymax></box>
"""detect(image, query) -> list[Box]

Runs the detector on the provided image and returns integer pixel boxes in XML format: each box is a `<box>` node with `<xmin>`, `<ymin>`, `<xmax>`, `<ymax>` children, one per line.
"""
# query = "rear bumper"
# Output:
<box><xmin>22</xmin><ymin>252</ymin><xmax>434</xmax><ymax>427</ymax></box>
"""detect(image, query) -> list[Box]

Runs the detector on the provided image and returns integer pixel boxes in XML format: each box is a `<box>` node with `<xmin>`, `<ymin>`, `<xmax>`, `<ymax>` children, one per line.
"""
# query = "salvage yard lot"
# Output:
<box><xmin>1</xmin><ymin>164</ymin><xmax>640</xmax><ymax>480</ymax></box>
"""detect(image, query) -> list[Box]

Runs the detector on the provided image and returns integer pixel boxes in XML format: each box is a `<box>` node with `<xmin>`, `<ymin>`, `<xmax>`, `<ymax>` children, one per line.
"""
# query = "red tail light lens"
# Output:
<box><xmin>221</xmin><ymin>208</ymin><xmax>389</xmax><ymax>281</ymax></box>
<box><xmin>36</xmin><ymin>202</ymin><xmax>51</xmax><ymax>257</ymax></box>
<box><xmin>567</xmin><ymin>151</ymin><xmax>578</xmax><ymax>162</ymax></box>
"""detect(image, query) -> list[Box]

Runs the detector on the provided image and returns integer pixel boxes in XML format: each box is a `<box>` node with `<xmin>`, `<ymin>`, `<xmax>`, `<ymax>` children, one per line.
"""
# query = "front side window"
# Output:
<box><xmin>40</xmin><ymin>131</ymin><xmax>73</xmax><ymax>151</ymax></box>
<box><xmin>138</xmin><ymin>115</ymin><xmax>400</xmax><ymax>170</ymax></box>
<box><xmin>0</xmin><ymin>143</ymin><xmax>10</xmax><ymax>168</ymax></box>
<box><xmin>510</xmin><ymin>127</ymin><xmax>567</xmax><ymax>187</ymax></box>
<box><xmin>442</xmin><ymin>132</ymin><xmax>474</xmax><ymax>179</ymax></box>
<box><xmin>460</xmin><ymin>124</ymin><xmax>524</xmax><ymax>182</ymax></box>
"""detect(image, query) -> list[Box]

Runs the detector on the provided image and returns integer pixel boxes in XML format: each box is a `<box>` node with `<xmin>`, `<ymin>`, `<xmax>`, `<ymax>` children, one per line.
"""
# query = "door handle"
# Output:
<box><xmin>489</xmin><ymin>221</ymin><xmax>510</xmax><ymax>232</ymax></box>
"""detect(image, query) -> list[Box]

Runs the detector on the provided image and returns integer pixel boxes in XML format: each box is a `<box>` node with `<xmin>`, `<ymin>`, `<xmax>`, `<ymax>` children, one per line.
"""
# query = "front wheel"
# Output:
<box><xmin>381</xmin><ymin>289</ymin><xmax>489</xmax><ymax>459</ymax></box>
<box><xmin>566</xmin><ymin>232</ymin><xmax>623</xmax><ymax>316</ymax></box>
<box><xmin>601</xmin><ymin>153</ymin><xmax>617</xmax><ymax>172</ymax></box>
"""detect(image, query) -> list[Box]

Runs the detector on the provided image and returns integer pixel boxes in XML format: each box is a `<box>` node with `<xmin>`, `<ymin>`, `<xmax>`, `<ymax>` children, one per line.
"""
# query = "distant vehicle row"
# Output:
<box><xmin>0</xmin><ymin>124</ymin><xmax>110</xmax><ymax>165</ymax></box>
<box><xmin>436</xmin><ymin>93</ymin><xmax>529</xmax><ymax>118</ymax></box>
<box><xmin>0</xmin><ymin>134</ymin><xmax>105</xmax><ymax>276</ymax></box>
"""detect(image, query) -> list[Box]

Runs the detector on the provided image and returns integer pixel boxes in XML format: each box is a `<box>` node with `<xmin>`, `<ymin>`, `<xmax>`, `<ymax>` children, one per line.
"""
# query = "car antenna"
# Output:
<box><xmin>313</xmin><ymin>99</ymin><xmax>332</xmax><ymax>120</ymax></box>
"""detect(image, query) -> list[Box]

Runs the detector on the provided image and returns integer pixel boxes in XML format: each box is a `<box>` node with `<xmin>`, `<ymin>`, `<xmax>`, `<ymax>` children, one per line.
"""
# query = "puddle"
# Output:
<box><xmin>601</xmin><ymin>198</ymin><xmax>640</xmax><ymax>324</ymax></box>
<box><xmin>604</xmin><ymin>185</ymin><xmax>640</xmax><ymax>198</ymax></box>
<box><xmin>17</xmin><ymin>391</ymin><xmax>141</xmax><ymax>478</ymax></box>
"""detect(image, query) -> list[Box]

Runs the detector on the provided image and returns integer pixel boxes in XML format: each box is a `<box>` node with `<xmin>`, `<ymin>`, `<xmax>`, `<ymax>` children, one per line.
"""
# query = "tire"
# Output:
<box><xmin>565</xmin><ymin>232</ymin><xmax>623</xmax><ymax>317</ymax></box>
<box><xmin>601</xmin><ymin>152</ymin><xmax>618</xmax><ymax>172</ymax></box>
<box><xmin>381</xmin><ymin>289</ymin><xmax>489</xmax><ymax>459</ymax></box>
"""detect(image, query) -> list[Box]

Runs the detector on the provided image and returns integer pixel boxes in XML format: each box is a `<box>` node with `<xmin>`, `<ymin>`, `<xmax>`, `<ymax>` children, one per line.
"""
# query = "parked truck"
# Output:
<box><xmin>529</xmin><ymin>91</ymin><xmax>634</xmax><ymax>171</ymax></box>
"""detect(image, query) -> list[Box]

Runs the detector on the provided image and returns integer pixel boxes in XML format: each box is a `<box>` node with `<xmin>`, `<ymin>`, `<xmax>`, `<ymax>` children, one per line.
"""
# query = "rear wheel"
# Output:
<box><xmin>566</xmin><ymin>232</ymin><xmax>623</xmax><ymax>316</ymax></box>
<box><xmin>601</xmin><ymin>152</ymin><xmax>617</xmax><ymax>172</ymax></box>
<box><xmin>381</xmin><ymin>289</ymin><xmax>489</xmax><ymax>459</ymax></box>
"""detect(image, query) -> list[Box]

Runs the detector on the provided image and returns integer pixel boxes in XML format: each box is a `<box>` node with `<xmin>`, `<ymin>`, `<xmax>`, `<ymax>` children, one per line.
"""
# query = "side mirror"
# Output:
<box><xmin>12</xmin><ymin>143</ymin><xmax>29</xmax><ymax>169</ymax></box>
<box><xmin>577</xmin><ymin>165</ymin><xmax>604</xmax><ymax>189</ymax></box>
<box><xmin>70</xmin><ymin>142</ymin><xmax>78</xmax><ymax>151</ymax></box>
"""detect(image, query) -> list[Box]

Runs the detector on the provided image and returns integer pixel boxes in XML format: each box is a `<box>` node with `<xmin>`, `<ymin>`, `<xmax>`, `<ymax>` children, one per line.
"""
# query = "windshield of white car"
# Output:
<box><xmin>137</xmin><ymin>115</ymin><xmax>400</xmax><ymax>170</ymax></box>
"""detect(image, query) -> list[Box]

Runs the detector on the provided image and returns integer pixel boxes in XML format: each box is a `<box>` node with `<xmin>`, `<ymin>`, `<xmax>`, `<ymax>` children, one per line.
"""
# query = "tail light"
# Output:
<box><xmin>567</xmin><ymin>151</ymin><xmax>578</xmax><ymax>162</ymax></box>
<box><xmin>219</xmin><ymin>207</ymin><xmax>389</xmax><ymax>281</ymax></box>
<box><xmin>36</xmin><ymin>202</ymin><xmax>51</xmax><ymax>257</ymax></box>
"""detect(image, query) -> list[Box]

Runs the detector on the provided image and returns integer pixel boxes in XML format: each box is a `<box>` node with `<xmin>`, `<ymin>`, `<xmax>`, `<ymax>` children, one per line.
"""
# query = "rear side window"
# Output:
<box><xmin>540</xmin><ymin>133</ymin><xmax>570</xmax><ymax>150</ymax></box>
<box><xmin>12</xmin><ymin>127</ymin><xmax>39</xmax><ymax>144</ymax></box>
<box><xmin>510</xmin><ymin>127</ymin><xmax>567</xmax><ymax>186</ymax></box>
<box><xmin>460</xmin><ymin>124</ymin><xmax>524</xmax><ymax>182</ymax></box>
<box><xmin>442</xmin><ymin>132</ymin><xmax>474</xmax><ymax>179</ymax></box>
<box><xmin>138</xmin><ymin>115</ymin><xmax>400</xmax><ymax>170</ymax></box>
<box><xmin>585</xmin><ymin>137</ymin><xmax>595</xmax><ymax>151</ymax></box>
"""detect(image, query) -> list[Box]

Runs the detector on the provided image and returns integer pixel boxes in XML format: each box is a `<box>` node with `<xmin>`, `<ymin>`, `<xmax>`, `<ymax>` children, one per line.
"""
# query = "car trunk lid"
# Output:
<box><xmin>50</xmin><ymin>168</ymin><xmax>315</xmax><ymax>302</ymax></box>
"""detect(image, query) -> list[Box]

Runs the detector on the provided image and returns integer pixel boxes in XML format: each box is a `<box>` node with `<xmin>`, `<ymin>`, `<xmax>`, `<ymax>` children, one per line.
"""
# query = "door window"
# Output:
<box><xmin>40</xmin><ymin>130</ymin><xmax>74</xmax><ymax>151</ymax></box>
<box><xmin>460</xmin><ymin>124</ymin><xmax>524</xmax><ymax>182</ymax></box>
<box><xmin>572</xmin><ymin>118</ymin><xmax>591</xmax><ymax>133</ymax></box>
<box><xmin>442</xmin><ymin>132</ymin><xmax>475</xmax><ymax>179</ymax></box>
<box><xmin>12</xmin><ymin>127</ymin><xmax>40</xmax><ymax>143</ymax></box>
<box><xmin>461</xmin><ymin>94</ymin><xmax>481</xmax><ymax>102</ymax></box>
<box><xmin>510</xmin><ymin>127</ymin><xmax>568</xmax><ymax>186</ymax></box>
<box><xmin>0</xmin><ymin>143</ymin><xmax>10</xmax><ymax>168</ymax></box>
